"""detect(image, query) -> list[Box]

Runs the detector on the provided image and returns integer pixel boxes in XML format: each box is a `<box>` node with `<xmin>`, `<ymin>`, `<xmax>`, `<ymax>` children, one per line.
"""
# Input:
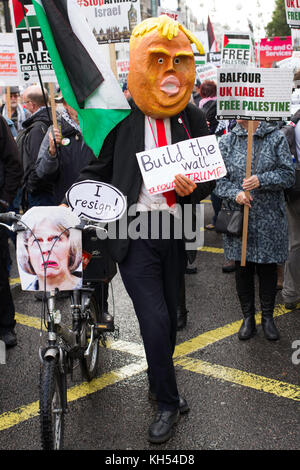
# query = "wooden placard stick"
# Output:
<box><xmin>6</xmin><ymin>87</ymin><xmax>11</xmax><ymax>120</ymax></box>
<box><xmin>48</xmin><ymin>82</ymin><xmax>58</xmax><ymax>129</ymax></box>
<box><xmin>240</xmin><ymin>120</ymin><xmax>254</xmax><ymax>267</ymax></box>
<box><xmin>109</xmin><ymin>43</ymin><xmax>118</xmax><ymax>80</ymax></box>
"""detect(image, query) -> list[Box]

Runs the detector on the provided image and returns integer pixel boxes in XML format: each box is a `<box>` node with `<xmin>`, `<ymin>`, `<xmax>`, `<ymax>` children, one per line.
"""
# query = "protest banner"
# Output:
<box><xmin>196</xmin><ymin>63</ymin><xmax>217</xmax><ymax>84</ymax></box>
<box><xmin>192</xmin><ymin>31</ymin><xmax>208</xmax><ymax>66</ymax></box>
<box><xmin>116</xmin><ymin>59</ymin><xmax>129</xmax><ymax>86</ymax></box>
<box><xmin>285</xmin><ymin>0</ymin><xmax>300</xmax><ymax>28</ymax></box>
<box><xmin>207</xmin><ymin>51</ymin><xmax>221</xmax><ymax>67</ymax></box>
<box><xmin>259</xmin><ymin>36</ymin><xmax>292</xmax><ymax>68</ymax></box>
<box><xmin>9</xmin><ymin>0</ymin><xmax>57</xmax><ymax>84</ymax></box>
<box><xmin>221</xmin><ymin>32</ymin><xmax>252</xmax><ymax>66</ymax></box>
<box><xmin>75</xmin><ymin>0</ymin><xmax>141</xmax><ymax>44</ymax></box>
<box><xmin>136</xmin><ymin>135</ymin><xmax>226</xmax><ymax>196</ymax></box>
<box><xmin>0</xmin><ymin>33</ymin><xmax>18</xmax><ymax>86</ymax></box>
<box><xmin>157</xmin><ymin>6</ymin><xmax>184</xmax><ymax>24</ymax></box>
<box><xmin>217</xmin><ymin>67</ymin><xmax>293</xmax><ymax>121</ymax></box>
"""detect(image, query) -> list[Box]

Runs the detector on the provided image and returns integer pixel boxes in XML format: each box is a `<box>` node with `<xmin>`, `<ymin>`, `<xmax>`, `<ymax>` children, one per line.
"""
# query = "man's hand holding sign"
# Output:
<box><xmin>136</xmin><ymin>134</ymin><xmax>227</xmax><ymax>197</ymax></box>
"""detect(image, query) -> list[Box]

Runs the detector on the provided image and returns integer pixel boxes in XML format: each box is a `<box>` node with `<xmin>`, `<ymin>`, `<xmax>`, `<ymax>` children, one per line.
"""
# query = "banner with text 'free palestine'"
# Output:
<box><xmin>217</xmin><ymin>67</ymin><xmax>293</xmax><ymax>121</ymax></box>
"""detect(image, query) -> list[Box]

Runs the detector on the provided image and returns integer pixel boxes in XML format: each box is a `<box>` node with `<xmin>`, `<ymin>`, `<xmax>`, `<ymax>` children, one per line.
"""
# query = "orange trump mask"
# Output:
<box><xmin>127</xmin><ymin>16</ymin><xmax>204</xmax><ymax>119</ymax></box>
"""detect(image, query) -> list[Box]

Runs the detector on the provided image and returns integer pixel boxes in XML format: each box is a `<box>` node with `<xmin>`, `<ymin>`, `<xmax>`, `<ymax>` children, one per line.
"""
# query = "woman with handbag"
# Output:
<box><xmin>215</xmin><ymin>120</ymin><xmax>295</xmax><ymax>341</ymax></box>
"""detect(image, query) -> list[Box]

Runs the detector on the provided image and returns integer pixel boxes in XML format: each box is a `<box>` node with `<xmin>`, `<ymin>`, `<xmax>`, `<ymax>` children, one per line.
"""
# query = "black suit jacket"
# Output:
<box><xmin>75</xmin><ymin>102</ymin><xmax>215</xmax><ymax>262</ymax></box>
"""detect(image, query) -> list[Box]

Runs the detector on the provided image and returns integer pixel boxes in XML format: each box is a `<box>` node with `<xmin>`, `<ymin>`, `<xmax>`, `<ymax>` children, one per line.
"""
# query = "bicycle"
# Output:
<box><xmin>0</xmin><ymin>210</ymin><xmax>117</xmax><ymax>450</ymax></box>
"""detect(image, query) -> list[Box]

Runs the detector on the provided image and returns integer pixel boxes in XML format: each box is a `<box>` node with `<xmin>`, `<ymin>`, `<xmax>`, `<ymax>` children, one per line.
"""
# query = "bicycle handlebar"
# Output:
<box><xmin>0</xmin><ymin>211</ymin><xmax>20</xmax><ymax>224</ymax></box>
<box><xmin>0</xmin><ymin>212</ymin><xmax>107</xmax><ymax>234</ymax></box>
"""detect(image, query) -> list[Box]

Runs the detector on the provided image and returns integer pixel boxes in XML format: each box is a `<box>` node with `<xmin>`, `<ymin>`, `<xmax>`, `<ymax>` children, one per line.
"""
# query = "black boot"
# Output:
<box><xmin>235</xmin><ymin>262</ymin><xmax>256</xmax><ymax>340</ymax></box>
<box><xmin>257</xmin><ymin>263</ymin><xmax>279</xmax><ymax>341</ymax></box>
<box><xmin>238</xmin><ymin>314</ymin><xmax>256</xmax><ymax>340</ymax></box>
<box><xmin>261</xmin><ymin>314</ymin><xmax>279</xmax><ymax>341</ymax></box>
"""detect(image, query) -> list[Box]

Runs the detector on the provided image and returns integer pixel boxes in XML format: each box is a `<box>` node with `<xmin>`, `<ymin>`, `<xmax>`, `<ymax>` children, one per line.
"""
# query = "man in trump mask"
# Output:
<box><xmin>75</xmin><ymin>15</ymin><xmax>214</xmax><ymax>443</ymax></box>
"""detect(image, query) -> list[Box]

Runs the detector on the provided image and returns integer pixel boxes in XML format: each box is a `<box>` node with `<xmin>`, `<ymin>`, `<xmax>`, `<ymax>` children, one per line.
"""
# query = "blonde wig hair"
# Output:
<box><xmin>130</xmin><ymin>15</ymin><xmax>205</xmax><ymax>55</ymax></box>
<box><xmin>17</xmin><ymin>206</ymin><xmax>82</xmax><ymax>275</ymax></box>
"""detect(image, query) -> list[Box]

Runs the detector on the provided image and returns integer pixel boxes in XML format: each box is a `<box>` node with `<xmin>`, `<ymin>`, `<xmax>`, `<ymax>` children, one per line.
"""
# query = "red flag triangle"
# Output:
<box><xmin>223</xmin><ymin>35</ymin><xmax>229</xmax><ymax>48</ymax></box>
<box><xmin>12</xmin><ymin>0</ymin><xmax>28</xmax><ymax>28</ymax></box>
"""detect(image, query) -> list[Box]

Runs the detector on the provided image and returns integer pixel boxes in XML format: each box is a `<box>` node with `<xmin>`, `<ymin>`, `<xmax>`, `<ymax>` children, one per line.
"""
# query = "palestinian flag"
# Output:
<box><xmin>207</xmin><ymin>16</ymin><xmax>218</xmax><ymax>52</ymax></box>
<box><xmin>32</xmin><ymin>0</ymin><xmax>131</xmax><ymax>157</ymax></box>
<box><xmin>223</xmin><ymin>33</ymin><xmax>251</xmax><ymax>50</ymax></box>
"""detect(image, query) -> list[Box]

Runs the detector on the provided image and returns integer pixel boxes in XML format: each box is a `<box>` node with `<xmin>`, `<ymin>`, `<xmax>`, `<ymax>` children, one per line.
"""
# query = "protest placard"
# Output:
<box><xmin>66</xmin><ymin>180</ymin><xmax>127</xmax><ymax>223</ymax></box>
<box><xmin>285</xmin><ymin>0</ymin><xmax>300</xmax><ymax>28</ymax></box>
<box><xmin>192</xmin><ymin>31</ymin><xmax>208</xmax><ymax>66</ymax></box>
<box><xmin>136</xmin><ymin>135</ymin><xmax>226</xmax><ymax>196</ymax></box>
<box><xmin>75</xmin><ymin>0</ymin><xmax>141</xmax><ymax>44</ymax></box>
<box><xmin>0</xmin><ymin>33</ymin><xmax>18</xmax><ymax>86</ymax></box>
<box><xmin>157</xmin><ymin>6</ymin><xmax>184</xmax><ymax>24</ymax></box>
<box><xmin>221</xmin><ymin>32</ymin><xmax>252</xmax><ymax>66</ymax></box>
<box><xmin>9</xmin><ymin>0</ymin><xmax>57</xmax><ymax>84</ymax></box>
<box><xmin>207</xmin><ymin>51</ymin><xmax>221</xmax><ymax>67</ymax></box>
<box><xmin>196</xmin><ymin>63</ymin><xmax>217</xmax><ymax>84</ymax></box>
<box><xmin>217</xmin><ymin>67</ymin><xmax>293</xmax><ymax>121</ymax></box>
<box><xmin>116</xmin><ymin>59</ymin><xmax>129</xmax><ymax>86</ymax></box>
<box><xmin>259</xmin><ymin>36</ymin><xmax>292</xmax><ymax>68</ymax></box>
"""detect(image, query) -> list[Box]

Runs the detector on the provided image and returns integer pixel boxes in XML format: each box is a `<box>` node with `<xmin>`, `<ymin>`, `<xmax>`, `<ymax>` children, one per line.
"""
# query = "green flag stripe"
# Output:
<box><xmin>224</xmin><ymin>44</ymin><xmax>250</xmax><ymax>49</ymax></box>
<box><xmin>17</xmin><ymin>16</ymin><xmax>40</xmax><ymax>28</ymax></box>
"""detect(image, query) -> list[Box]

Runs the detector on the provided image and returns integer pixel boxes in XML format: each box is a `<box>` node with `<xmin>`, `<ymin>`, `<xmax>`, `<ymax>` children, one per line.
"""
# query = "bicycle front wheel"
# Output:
<box><xmin>40</xmin><ymin>357</ymin><xmax>65</xmax><ymax>450</ymax></box>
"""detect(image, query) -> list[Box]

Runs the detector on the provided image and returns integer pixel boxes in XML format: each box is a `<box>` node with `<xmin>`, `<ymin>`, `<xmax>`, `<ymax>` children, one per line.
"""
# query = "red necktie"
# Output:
<box><xmin>155</xmin><ymin>119</ymin><xmax>176</xmax><ymax>207</ymax></box>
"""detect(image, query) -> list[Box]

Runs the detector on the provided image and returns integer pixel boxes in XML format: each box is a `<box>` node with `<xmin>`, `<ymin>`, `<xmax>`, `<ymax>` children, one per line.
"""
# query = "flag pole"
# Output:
<box><xmin>6</xmin><ymin>87</ymin><xmax>11</xmax><ymax>119</ymax></box>
<box><xmin>49</xmin><ymin>82</ymin><xmax>58</xmax><ymax>129</ymax></box>
<box><xmin>240</xmin><ymin>120</ymin><xmax>254</xmax><ymax>267</ymax></box>
<box><xmin>20</xmin><ymin>0</ymin><xmax>52</xmax><ymax>123</ymax></box>
<box><xmin>20</xmin><ymin>0</ymin><xmax>58</xmax><ymax>153</ymax></box>
<box><xmin>109</xmin><ymin>43</ymin><xmax>118</xmax><ymax>80</ymax></box>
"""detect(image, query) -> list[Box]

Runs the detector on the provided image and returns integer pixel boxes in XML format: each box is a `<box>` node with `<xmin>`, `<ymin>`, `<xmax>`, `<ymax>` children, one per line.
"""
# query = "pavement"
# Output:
<box><xmin>0</xmin><ymin>199</ymin><xmax>299</xmax><ymax>452</ymax></box>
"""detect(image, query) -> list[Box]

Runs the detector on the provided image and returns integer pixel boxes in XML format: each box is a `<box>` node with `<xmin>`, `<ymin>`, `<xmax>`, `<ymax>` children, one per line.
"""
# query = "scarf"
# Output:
<box><xmin>2</xmin><ymin>104</ymin><xmax>27</xmax><ymax>131</ymax></box>
<box><xmin>199</xmin><ymin>96</ymin><xmax>217</xmax><ymax>109</ymax></box>
<box><xmin>61</xmin><ymin>110</ymin><xmax>81</xmax><ymax>133</ymax></box>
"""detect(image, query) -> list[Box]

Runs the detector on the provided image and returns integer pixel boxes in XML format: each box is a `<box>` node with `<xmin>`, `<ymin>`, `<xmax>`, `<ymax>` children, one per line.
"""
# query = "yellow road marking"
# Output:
<box><xmin>9</xmin><ymin>277</ymin><xmax>20</xmax><ymax>287</ymax></box>
<box><xmin>15</xmin><ymin>312</ymin><xmax>46</xmax><ymax>331</ymax></box>
<box><xmin>0</xmin><ymin>359</ymin><xmax>147</xmax><ymax>432</ymax></box>
<box><xmin>198</xmin><ymin>246</ymin><xmax>224</xmax><ymax>253</ymax></box>
<box><xmin>0</xmin><ymin>304</ymin><xmax>296</xmax><ymax>433</ymax></box>
<box><xmin>174</xmin><ymin>304</ymin><xmax>290</xmax><ymax>358</ymax></box>
<box><xmin>175</xmin><ymin>357</ymin><xmax>300</xmax><ymax>401</ymax></box>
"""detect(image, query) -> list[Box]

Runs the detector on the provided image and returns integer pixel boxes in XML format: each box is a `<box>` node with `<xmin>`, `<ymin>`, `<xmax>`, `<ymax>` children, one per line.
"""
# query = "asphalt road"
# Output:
<box><xmin>0</xmin><ymin>199</ymin><xmax>299</xmax><ymax>453</ymax></box>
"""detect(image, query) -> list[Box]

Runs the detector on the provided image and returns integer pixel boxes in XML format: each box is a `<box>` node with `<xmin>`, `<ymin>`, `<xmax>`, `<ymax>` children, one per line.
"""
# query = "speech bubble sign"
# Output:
<box><xmin>66</xmin><ymin>180</ymin><xmax>127</xmax><ymax>223</ymax></box>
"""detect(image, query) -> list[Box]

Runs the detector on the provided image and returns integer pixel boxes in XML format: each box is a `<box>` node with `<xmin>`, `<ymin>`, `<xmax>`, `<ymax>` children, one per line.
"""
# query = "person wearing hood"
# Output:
<box><xmin>215</xmin><ymin>120</ymin><xmax>295</xmax><ymax>342</ymax></box>
<box><xmin>20</xmin><ymin>85</ymin><xmax>53</xmax><ymax>208</ymax></box>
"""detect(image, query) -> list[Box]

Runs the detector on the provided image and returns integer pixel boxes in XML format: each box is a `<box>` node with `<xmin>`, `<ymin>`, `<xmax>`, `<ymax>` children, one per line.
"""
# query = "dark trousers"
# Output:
<box><xmin>118</xmin><ymin>214</ymin><xmax>186</xmax><ymax>412</ymax></box>
<box><xmin>0</xmin><ymin>228</ymin><xmax>15</xmax><ymax>332</ymax></box>
<box><xmin>235</xmin><ymin>261</ymin><xmax>277</xmax><ymax>316</ymax></box>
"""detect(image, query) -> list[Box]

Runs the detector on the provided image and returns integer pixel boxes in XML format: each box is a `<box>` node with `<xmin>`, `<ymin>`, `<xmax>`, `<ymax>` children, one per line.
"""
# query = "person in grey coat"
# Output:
<box><xmin>215</xmin><ymin>120</ymin><xmax>295</xmax><ymax>341</ymax></box>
